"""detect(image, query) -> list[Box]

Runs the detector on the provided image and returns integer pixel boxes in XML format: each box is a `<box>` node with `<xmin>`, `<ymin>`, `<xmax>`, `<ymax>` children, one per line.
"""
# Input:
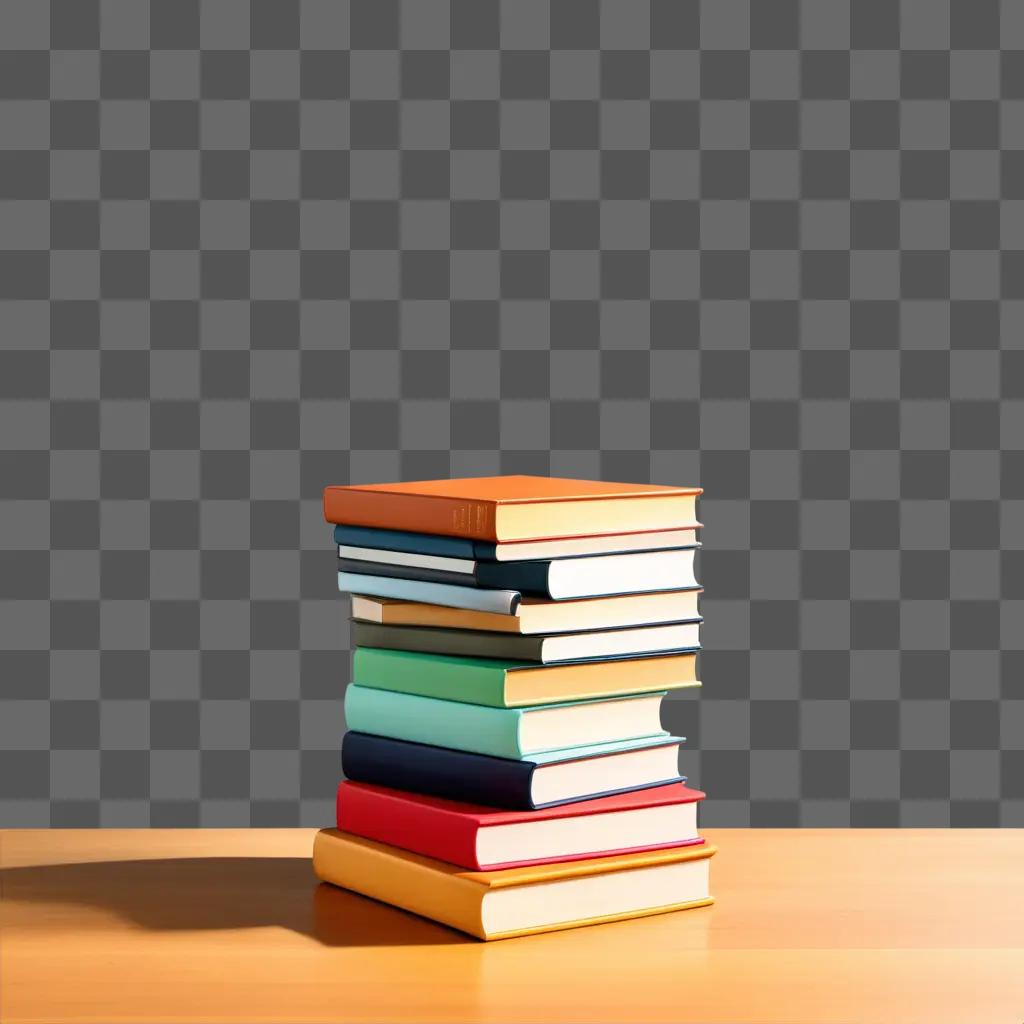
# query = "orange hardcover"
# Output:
<box><xmin>312</xmin><ymin>829</ymin><xmax>715</xmax><ymax>941</ymax></box>
<box><xmin>323</xmin><ymin>476</ymin><xmax>701</xmax><ymax>542</ymax></box>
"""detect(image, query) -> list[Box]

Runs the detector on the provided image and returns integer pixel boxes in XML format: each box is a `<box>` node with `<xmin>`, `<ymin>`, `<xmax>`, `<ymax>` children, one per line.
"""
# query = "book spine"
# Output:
<box><xmin>324</xmin><ymin>488</ymin><xmax>498</xmax><ymax>541</ymax></box>
<box><xmin>352</xmin><ymin>622</ymin><xmax>542</xmax><ymax>669</ymax></box>
<box><xmin>336</xmin><ymin>783</ymin><xmax>483</xmax><ymax>869</ymax></box>
<box><xmin>337</xmin><ymin>558</ymin><xmax>480</xmax><ymax>587</ymax></box>
<box><xmin>342</xmin><ymin>732</ymin><xmax>538</xmax><ymax>810</ymax></box>
<box><xmin>351</xmin><ymin>646</ymin><xmax>508</xmax><ymax>707</ymax></box>
<box><xmin>333</xmin><ymin>524</ymin><xmax>477</xmax><ymax>558</ymax></box>
<box><xmin>312</xmin><ymin>830</ymin><xmax>486</xmax><ymax>939</ymax></box>
<box><xmin>337</xmin><ymin>572</ymin><xmax>520</xmax><ymax>615</ymax></box>
<box><xmin>475</xmin><ymin>560</ymin><xmax>554</xmax><ymax>596</ymax></box>
<box><xmin>344</xmin><ymin>685</ymin><xmax>523</xmax><ymax>758</ymax></box>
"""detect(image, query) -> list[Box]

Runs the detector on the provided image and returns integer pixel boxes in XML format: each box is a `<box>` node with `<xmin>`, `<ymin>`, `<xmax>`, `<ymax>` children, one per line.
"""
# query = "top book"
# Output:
<box><xmin>323</xmin><ymin>476</ymin><xmax>701</xmax><ymax>543</ymax></box>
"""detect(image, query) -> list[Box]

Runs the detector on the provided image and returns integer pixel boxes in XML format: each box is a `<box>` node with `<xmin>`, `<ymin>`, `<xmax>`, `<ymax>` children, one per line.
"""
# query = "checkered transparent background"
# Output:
<box><xmin>2</xmin><ymin>0</ymin><xmax>1023</xmax><ymax>826</ymax></box>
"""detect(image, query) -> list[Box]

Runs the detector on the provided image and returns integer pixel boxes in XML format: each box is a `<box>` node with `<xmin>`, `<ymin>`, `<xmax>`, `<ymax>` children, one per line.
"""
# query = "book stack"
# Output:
<box><xmin>313</xmin><ymin>476</ymin><xmax>714</xmax><ymax>940</ymax></box>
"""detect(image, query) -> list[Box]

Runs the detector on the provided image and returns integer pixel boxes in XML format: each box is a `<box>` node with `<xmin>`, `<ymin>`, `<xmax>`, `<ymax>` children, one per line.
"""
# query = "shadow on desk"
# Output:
<box><xmin>0</xmin><ymin>857</ymin><xmax>471</xmax><ymax>948</ymax></box>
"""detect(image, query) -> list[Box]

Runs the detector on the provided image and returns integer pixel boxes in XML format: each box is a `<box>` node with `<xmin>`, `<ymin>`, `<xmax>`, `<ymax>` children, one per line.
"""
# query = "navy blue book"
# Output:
<box><xmin>334</xmin><ymin>523</ymin><xmax>700</xmax><ymax>563</ymax></box>
<box><xmin>341</xmin><ymin>731</ymin><xmax>686</xmax><ymax>810</ymax></box>
<box><xmin>337</xmin><ymin>546</ymin><xmax>698</xmax><ymax>600</ymax></box>
<box><xmin>336</xmin><ymin>524</ymin><xmax>479</xmax><ymax>558</ymax></box>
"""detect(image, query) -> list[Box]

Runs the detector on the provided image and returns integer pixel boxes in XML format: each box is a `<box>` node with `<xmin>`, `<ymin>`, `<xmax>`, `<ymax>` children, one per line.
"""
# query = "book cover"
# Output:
<box><xmin>338</xmin><ymin>571</ymin><xmax>521</xmax><ymax>614</ymax></box>
<box><xmin>323</xmin><ymin>475</ymin><xmax>701</xmax><ymax>542</ymax></box>
<box><xmin>345</xmin><ymin>683</ymin><xmax>526</xmax><ymax>757</ymax></box>
<box><xmin>336</xmin><ymin>780</ymin><xmax>705</xmax><ymax>870</ymax></box>
<box><xmin>336</xmin><ymin>524</ymin><xmax>479</xmax><ymax>559</ymax></box>
<box><xmin>354</xmin><ymin>621</ymin><xmax>553</xmax><ymax>662</ymax></box>
<box><xmin>351</xmin><ymin>646</ymin><xmax>699</xmax><ymax>707</ymax></box>
<box><xmin>312</xmin><ymin>829</ymin><xmax>716</xmax><ymax>941</ymax></box>
<box><xmin>341</xmin><ymin>732</ymin><xmax>687</xmax><ymax>810</ymax></box>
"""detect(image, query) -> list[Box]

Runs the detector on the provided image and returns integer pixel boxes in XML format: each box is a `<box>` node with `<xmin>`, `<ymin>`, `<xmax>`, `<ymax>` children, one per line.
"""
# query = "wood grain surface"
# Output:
<box><xmin>2</xmin><ymin>828</ymin><xmax>1022</xmax><ymax>1023</ymax></box>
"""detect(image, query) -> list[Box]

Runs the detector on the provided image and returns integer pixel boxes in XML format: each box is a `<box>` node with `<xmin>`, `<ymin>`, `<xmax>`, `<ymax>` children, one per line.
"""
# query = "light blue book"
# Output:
<box><xmin>338</xmin><ymin>571</ymin><xmax>520</xmax><ymax>614</ymax></box>
<box><xmin>343</xmin><ymin>684</ymin><xmax>669</xmax><ymax>759</ymax></box>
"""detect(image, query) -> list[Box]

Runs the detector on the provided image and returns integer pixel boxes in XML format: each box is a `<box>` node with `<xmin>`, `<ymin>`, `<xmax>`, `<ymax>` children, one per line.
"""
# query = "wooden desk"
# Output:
<box><xmin>1</xmin><ymin>829</ymin><xmax>1022</xmax><ymax>1023</ymax></box>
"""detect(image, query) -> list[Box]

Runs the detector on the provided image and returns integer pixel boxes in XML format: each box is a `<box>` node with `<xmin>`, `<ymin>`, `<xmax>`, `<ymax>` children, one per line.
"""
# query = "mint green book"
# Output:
<box><xmin>352</xmin><ymin>647</ymin><xmax>698</xmax><ymax>709</ymax></box>
<box><xmin>343</xmin><ymin>684</ymin><xmax>669</xmax><ymax>759</ymax></box>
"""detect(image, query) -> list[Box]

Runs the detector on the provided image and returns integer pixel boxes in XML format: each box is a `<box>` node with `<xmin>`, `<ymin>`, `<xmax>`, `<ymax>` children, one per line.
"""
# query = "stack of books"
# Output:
<box><xmin>313</xmin><ymin>476</ymin><xmax>714</xmax><ymax>940</ymax></box>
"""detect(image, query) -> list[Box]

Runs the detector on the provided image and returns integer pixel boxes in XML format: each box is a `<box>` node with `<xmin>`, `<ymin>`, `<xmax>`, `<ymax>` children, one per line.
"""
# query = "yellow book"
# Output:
<box><xmin>312</xmin><ymin>829</ymin><xmax>715</xmax><ymax>941</ymax></box>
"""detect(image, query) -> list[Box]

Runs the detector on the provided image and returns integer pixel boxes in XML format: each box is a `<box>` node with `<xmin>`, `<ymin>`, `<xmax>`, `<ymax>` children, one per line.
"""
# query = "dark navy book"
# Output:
<box><xmin>341</xmin><ymin>731</ymin><xmax>686</xmax><ymax>811</ymax></box>
<box><xmin>336</xmin><ymin>555</ymin><xmax>555</xmax><ymax>592</ymax></box>
<box><xmin>335</xmin><ymin>524</ymin><xmax>488</xmax><ymax>559</ymax></box>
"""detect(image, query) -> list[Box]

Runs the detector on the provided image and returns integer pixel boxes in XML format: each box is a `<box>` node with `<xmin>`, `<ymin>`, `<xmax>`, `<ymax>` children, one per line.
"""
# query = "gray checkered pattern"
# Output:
<box><xmin>1</xmin><ymin>0</ymin><xmax>1022</xmax><ymax>827</ymax></box>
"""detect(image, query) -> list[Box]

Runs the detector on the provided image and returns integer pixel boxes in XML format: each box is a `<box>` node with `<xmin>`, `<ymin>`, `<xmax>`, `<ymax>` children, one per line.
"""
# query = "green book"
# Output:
<box><xmin>351</xmin><ymin>646</ymin><xmax>697</xmax><ymax>709</ymax></box>
<box><xmin>343</xmin><ymin>684</ymin><xmax>669</xmax><ymax>759</ymax></box>
<box><xmin>353</xmin><ymin>648</ymin><xmax>528</xmax><ymax>707</ymax></box>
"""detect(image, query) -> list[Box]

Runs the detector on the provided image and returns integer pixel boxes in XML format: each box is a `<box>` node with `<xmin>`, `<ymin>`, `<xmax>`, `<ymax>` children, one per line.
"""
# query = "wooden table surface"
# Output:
<box><xmin>1</xmin><ymin>828</ymin><xmax>1022</xmax><ymax>1024</ymax></box>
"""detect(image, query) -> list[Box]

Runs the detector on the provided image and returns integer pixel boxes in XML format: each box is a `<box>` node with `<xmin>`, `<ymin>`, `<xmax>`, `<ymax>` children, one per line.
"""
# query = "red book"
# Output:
<box><xmin>335</xmin><ymin>780</ymin><xmax>705</xmax><ymax>871</ymax></box>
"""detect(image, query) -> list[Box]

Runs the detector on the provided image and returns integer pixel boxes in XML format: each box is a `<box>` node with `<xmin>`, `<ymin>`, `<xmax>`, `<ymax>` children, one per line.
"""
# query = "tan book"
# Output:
<box><xmin>351</xmin><ymin>589</ymin><xmax>702</xmax><ymax>635</ymax></box>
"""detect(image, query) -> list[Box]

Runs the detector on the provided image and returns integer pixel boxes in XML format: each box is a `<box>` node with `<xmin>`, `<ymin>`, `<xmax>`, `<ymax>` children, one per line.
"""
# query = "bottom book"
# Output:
<box><xmin>313</xmin><ymin>828</ymin><xmax>715</xmax><ymax>941</ymax></box>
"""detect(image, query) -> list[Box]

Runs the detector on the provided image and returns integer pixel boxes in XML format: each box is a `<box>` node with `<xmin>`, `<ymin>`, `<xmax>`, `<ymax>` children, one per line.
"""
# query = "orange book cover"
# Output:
<box><xmin>322</xmin><ymin>475</ymin><xmax>701</xmax><ymax>542</ymax></box>
<box><xmin>312</xmin><ymin>829</ymin><xmax>715</xmax><ymax>940</ymax></box>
